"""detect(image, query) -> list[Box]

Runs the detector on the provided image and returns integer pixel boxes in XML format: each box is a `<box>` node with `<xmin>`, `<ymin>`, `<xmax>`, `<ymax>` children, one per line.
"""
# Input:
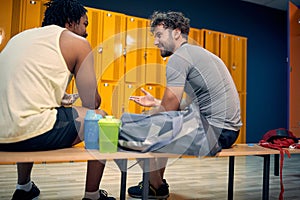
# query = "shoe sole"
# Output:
<box><xmin>129</xmin><ymin>194</ymin><xmax>169</xmax><ymax>199</ymax></box>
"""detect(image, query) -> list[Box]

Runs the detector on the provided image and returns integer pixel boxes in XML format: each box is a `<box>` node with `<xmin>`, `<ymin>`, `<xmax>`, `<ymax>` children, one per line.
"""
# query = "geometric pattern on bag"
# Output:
<box><xmin>118</xmin><ymin>104</ymin><xmax>221</xmax><ymax>157</ymax></box>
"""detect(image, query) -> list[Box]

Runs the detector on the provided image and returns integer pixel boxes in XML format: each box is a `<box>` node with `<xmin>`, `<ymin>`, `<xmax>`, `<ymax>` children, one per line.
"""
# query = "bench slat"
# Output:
<box><xmin>1</xmin><ymin>144</ymin><xmax>299</xmax><ymax>164</ymax></box>
<box><xmin>217</xmin><ymin>144</ymin><xmax>280</xmax><ymax>157</ymax></box>
<box><xmin>0</xmin><ymin>147</ymin><xmax>179</xmax><ymax>164</ymax></box>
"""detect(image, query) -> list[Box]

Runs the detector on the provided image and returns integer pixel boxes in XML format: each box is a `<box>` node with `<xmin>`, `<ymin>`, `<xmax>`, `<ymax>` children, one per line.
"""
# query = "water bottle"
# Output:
<box><xmin>84</xmin><ymin>110</ymin><xmax>102</xmax><ymax>149</ymax></box>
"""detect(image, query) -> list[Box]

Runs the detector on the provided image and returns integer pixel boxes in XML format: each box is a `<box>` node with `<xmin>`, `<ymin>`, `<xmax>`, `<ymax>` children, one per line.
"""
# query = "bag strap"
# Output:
<box><xmin>259</xmin><ymin>139</ymin><xmax>294</xmax><ymax>200</ymax></box>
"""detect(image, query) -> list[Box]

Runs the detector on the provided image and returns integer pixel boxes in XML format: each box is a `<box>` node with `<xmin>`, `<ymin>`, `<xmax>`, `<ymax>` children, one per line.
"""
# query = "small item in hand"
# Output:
<box><xmin>61</xmin><ymin>93</ymin><xmax>79</xmax><ymax>105</ymax></box>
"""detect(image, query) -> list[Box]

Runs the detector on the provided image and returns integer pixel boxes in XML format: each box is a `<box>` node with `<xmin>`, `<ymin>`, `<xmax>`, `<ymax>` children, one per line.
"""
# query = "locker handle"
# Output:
<box><xmin>103</xmin><ymin>83</ymin><xmax>109</xmax><ymax>87</ymax></box>
<box><xmin>232</xmin><ymin>65</ymin><xmax>236</xmax><ymax>70</ymax></box>
<box><xmin>98</xmin><ymin>47</ymin><xmax>103</xmax><ymax>54</ymax></box>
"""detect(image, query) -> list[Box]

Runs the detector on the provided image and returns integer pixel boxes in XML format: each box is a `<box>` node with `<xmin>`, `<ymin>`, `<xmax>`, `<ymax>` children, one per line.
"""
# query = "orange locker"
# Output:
<box><xmin>123</xmin><ymin>83</ymin><xmax>144</xmax><ymax>114</ymax></box>
<box><xmin>137</xmin><ymin>84</ymin><xmax>164</xmax><ymax>113</ymax></box>
<box><xmin>100</xmin><ymin>11</ymin><xmax>126</xmax><ymax>82</ymax></box>
<box><xmin>145</xmin><ymin>22</ymin><xmax>166</xmax><ymax>85</ymax></box>
<box><xmin>220</xmin><ymin>33</ymin><xmax>234</xmax><ymax>71</ymax></box>
<box><xmin>203</xmin><ymin>29</ymin><xmax>220</xmax><ymax>57</ymax></box>
<box><xmin>220</xmin><ymin>33</ymin><xmax>247</xmax><ymax>93</ymax></box>
<box><xmin>0</xmin><ymin>0</ymin><xmax>13</xmax><ymax>51</ymax></box>
<box><xmin>144</xmin><ymin>84</ymin><xmax>165</xmax><ymax>101</ymax></box>
<box><xmin>85</xmin><ymin>7</ymin><xmax>104</xmax><ymax>83</ymax></box>
<box><xmin>189</xmin><ymin>27</ymin><xmax>203</xmax><ymax>46</ymax></box>
<box><xmin>125</xmin><ymin>16</ymin><xmax>147</xmax><ymax>84</ymax></box>
<box><xmin>231</xmin><ymin>36</ymin><xmax>247</xmax><ymax>92</ymax></box>
<box><xmin>99</xmin><ymin>81</ymin><xmax>124</xmax><ymax>118</ymax></box>
<box><xmin>289</xmin><ymin>2</ymin><xmax>300</xmax><ymax>137</ymax></box>
<box><xmin>10</xmin><ymin>0</ymin><xmax>48</xmax><ymax>37</ymax></box>
<box><xmin>85</xmin><ymin>7</ymin><xmax>103</xmax><ymax>49</ymax></box>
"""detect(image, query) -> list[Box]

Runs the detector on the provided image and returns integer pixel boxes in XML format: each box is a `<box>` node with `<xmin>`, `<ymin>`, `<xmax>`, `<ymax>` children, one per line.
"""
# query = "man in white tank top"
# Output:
<box><xmin>0</xmin><ymin>0</ymin><xmax>114</xmax><ymax>199</ymax></box>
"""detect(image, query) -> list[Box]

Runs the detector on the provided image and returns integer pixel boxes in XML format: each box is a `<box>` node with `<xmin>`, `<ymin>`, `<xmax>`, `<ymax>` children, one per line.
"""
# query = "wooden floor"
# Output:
<box><xmin>1</xmin><ymin>154</ymin><xmax>300</xmax><ymax>200</ymax></box>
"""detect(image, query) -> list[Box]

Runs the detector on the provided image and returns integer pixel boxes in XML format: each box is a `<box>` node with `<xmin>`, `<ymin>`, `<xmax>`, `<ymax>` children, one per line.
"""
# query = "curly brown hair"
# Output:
<box><xmin>150</xmin><ymin>11</ymin><xmax>190</xmax><ymax>39</ymax></box>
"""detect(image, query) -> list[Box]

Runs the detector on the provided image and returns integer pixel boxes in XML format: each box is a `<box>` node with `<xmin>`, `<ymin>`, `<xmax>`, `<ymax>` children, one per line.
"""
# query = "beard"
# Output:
<box><xmin>82</xmin><ymin>33</ymin><xmax>88</xmax><ymax>38</ymax></box>
<box><xmin>160</xmin><ymin>49</ymin><xmax>173</xmax><ymax>57</ymax></box>
<box><xmin>159</xmin><ymin>41</ymin><xmax>174</xmax><ymax>57</ymax></box>
<box><xmin>158</xmin><ymin>34</ymin><xmax>175</xmax><ymax>57</ymax></box>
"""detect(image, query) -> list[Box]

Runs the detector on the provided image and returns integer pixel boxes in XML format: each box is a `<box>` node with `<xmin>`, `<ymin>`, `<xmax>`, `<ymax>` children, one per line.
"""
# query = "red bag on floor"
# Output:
<box><xmin>259</xmin><ymin>128</ymin><xmax>300</xmax><ymax>200</ymax></box>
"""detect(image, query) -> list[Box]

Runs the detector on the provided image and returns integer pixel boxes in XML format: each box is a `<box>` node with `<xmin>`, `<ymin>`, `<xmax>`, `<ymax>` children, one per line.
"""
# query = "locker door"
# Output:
<box><xmin>0</xmin><ymin>0</ymin><xmax>13</xmax><ymax>51</ymax></box>
<box><xmin>123</xmin><ymin>83</ymin><xmax>144</xmax><ymax>114</ymax></box>
<box><xmin>189</xmin><ymin>27</ymin><xmax>203</xmax><ymax>46</ymax></box>
<box><xmin>139</xmin><ymin>84</ymin><xmax>164</xmax><ymax>113</ymax></box>
<box><xmin>232</xmin><ymin>36</ymin><xmax>247</xmax><ymax>92</ymax></box>
<box><xmin>145</xmin><ymin>22</ymin><xmax>166</xmax><ymax>85</ymax></box>
<box><xmin>203</xmin><ymin>29</ymin><xmax>220</xmax><ymax>56</ymax></box>
<box><xmin>220</xmin><ymin>33</ymin><xmax>247</xmax><ymax>143</ymax></box>
<box><xmin>289</xmin><ymin>2</ymin><xmax>300</xmax><ymax>137</ymax></box>
<box><xmin>99</xmin><ymin>81</ymin><xmax>124</xmax><ymax>118</ymax></box>
<box><xmin>21</xmin><ymin>0</ymin><xmax>47</xmax><ymax>31</ymax></box>
<box><xmin>145</xmin><ymin>84</ymin><xmax>164</xmax><ymax>100</ymax></box>
<box><xmin>85</xmin><ymin>7</ymin><xmax>104</xmax><ymax>82</ymax></box>
<box><xmin>220</xmin><ymin>33</ymin><xmax>234</xmax><ymax>71</ymax></box>
<box><xmin>85</xmin><ymin>7</ymin><xmax>103</xmax><ymax>49</ymax></box>
<box><xmin>145</xmin><ymin>56</ymin><xmax>166</xmax><ymax>84</ymax></box>
<box><xmin>101</xmin><ymin>11</ymin><xmax>126</xmax><ymax>82</ymax></box>
<box><xmin>125</xmin><ymin>16</ymin><xmax>147</xmax><ymax>84</ymax></box>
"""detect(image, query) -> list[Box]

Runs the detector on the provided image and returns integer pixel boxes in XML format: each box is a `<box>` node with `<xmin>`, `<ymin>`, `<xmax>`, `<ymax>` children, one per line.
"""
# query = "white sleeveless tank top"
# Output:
<box><xmin>0</xmin><ymin>25</ymin><xmax>70</xmax><ymax>143</ymax></box>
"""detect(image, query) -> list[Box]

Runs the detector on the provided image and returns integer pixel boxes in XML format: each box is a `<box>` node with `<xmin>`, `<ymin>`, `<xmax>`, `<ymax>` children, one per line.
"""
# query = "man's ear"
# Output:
<box><xmin>65</xmin><ymin>21</ymin><xmax>76</xmax><ymax>28</ymax></box>
<box><xmin>65</xmin><ymin>22</ymin><xmax>71</xmax><ymax>28</ymax></box>
<box><xmin>173</xmin><ymin>28</ymin><xmax>181</xmax><ymax>40</ymax></box>
<box><xmin>65</xmin><ymin>22</ymin><xmax>75</xmax><ymax>32</ymax></box>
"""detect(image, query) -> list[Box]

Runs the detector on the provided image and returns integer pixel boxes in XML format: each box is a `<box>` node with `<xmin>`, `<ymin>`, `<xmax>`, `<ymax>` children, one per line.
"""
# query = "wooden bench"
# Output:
<box><xmin>0</xmin><ymin>147</ymin><xmax>178</xmax><ymax>200</ymax></box>
<box><xmin>0</xmin><ymin>144</ymin><xmax>299</xmax><ymax>200</ymax></box>
<box><xmin>218</xmin><ymin>144</ymin><xmax>280</xmax><ymax>200</ymax></box>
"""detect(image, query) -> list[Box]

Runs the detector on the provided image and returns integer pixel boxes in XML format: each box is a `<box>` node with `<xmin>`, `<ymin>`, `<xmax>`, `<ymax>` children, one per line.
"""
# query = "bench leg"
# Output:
<box><xmin>274</xmin><ymin>154</ymin><xmax>279</xmax><ymax>176</ymax></box>
<box><xmin>262</xmin><ymin>155</ymin><xmax>270</xmax><ymax>200</ymax></box>
<box><xmin>114</xmin><ymin>159</ymin><xmax>127</xmax><ymax>200</ymax></box>
<box><xmin>142</xmin><ymin>158</ymin><xmax>150</xmax><ymax>200</ymax></box>
<box><xmin>228</xmin><ymin>156</ymin><xmax>235</xmax><ymax>200</ymax></box>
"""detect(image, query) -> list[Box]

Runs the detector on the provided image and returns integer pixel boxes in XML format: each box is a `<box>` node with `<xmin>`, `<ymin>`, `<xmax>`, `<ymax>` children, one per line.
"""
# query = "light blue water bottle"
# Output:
<box><xmin>84</xmin><ymin>110</ymin><xmax>102</xmax><ymax>149</ymax></box>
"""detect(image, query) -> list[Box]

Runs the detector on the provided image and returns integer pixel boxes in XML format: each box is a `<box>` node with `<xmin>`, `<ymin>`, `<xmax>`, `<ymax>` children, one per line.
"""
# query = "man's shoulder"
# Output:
<box><xmin>36</xmin><ymin>25</ymin><xmax>65</xmax><ymax>32</ymax></box>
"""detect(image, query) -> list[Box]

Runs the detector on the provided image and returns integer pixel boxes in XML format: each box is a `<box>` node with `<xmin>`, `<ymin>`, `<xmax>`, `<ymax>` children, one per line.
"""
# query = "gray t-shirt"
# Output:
<box><xmin>166</xmin><ymin>43</ymin><xmax>242</xmax><ymax>131</ymax></box>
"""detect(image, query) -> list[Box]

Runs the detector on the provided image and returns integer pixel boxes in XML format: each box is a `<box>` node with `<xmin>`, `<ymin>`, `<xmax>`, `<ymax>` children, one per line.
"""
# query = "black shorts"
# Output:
<box><xmin>0</xmin><ymin>107</ymin><xmax>80</xmax><ymax>152</ymax></box>
<box><xmin>218</xmin><ymin>129</ymin><xmax>240</xmax><ymax>149</ymax></box>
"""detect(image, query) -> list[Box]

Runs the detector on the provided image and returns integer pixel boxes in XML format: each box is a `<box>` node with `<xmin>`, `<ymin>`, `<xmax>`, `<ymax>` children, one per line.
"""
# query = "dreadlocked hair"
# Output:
<box><xmin>42</xmin><ymin>0</ymin><xmax>87</xmax><ymax>27</ymax></box>
<box><xmin>150</xmin><ymin>11</ymin><xmax>190</xmax><ymax>39</ymax></box>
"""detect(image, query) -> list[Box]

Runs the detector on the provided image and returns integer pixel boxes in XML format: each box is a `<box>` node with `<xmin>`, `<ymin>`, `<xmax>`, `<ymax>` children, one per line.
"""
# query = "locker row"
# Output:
<box><xmin>0</xmin><ymin>0</ymin><xmax>247</xmax><ymax>143</ymax></box>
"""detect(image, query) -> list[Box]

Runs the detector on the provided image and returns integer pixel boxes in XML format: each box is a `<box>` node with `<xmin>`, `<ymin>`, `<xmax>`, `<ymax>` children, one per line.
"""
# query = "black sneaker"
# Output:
<box><xmin>11</xmin><ymin>181</ymin><xmax>40</xmax><ymax>200</ymax></box>
<box><xmin>82</xmin><ymin>189</ymin><xmax>116</xmax><ymax>200</ymax></box>
<box><xmin>128</xmin><ymin>180</ymin><xmax>169</xmax><ymax>199</ymax></box>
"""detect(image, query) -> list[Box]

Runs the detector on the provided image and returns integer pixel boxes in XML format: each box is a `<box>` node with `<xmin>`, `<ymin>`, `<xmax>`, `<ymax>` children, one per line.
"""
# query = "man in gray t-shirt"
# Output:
<box><xmin>167</xmin><ymin>43</ymin><xmax>242</xmax><ymax>131</ymax></box>
<box><xmin>128</xmin><ymin>11</ymin><xmax>242</xmax><ymax>199</ymax></box>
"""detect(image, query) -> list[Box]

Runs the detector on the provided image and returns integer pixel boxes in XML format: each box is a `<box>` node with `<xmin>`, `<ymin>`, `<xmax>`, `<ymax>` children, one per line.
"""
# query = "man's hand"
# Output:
<box><xmin>129</xmin><ymin>88</ymin><xmax>160</xmax><ymax>107</ymax></box>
